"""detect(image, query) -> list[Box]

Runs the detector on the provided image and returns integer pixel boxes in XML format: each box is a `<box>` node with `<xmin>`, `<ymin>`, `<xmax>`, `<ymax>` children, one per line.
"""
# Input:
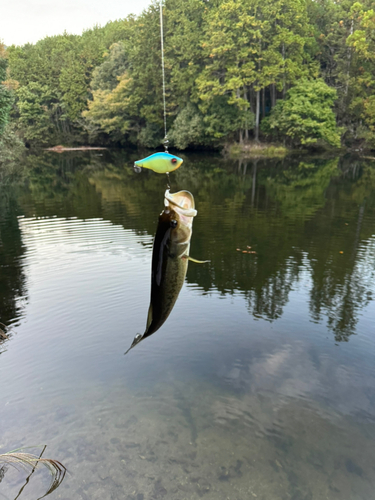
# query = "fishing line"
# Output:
<box><xmin>159</xmin><ymin>0</ymin><xmax>169</xmax><ymax>152</ymax></box>
<box><xmin>134</xmin><ymin>1</ymin><xmax>183</xmax><ymax>183</ymax></box>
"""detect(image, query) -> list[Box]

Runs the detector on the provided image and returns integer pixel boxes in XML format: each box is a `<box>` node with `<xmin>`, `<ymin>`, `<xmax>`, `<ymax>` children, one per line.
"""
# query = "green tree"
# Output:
<box><xmin>59</xmin><ymin>52</ymin><xmax>91</xmax><ymax>121</ymax></box>
<box><xmin>307</xmin><ymin>0</ymin><xmax>375</xmax><ymax>147</ymax></box>
<box><xmin>196</xmin><ymin>0</ymin><xmax>316</xmax><ymax>142</ymax></box>
<box><xmin>346</xmin><ymin>2</ymin><xmax>375</xmax><ymax>146</ymax></box>
<box><xmin>196</xmin><ymin>0</ymin><xmax>261</xmax><ymax>141</ymax></box>
<box><xmin>84</xmin><ymin>5</ymin><xmax>167</xmax><ymax>145</ymax></box>
<box><xmin>6</xmin><ymin>21</ymin><xmax>135</xmax><ymax>145</ymax></box>
<box><xmin>83</xmin><ymin>73</ymin><xmax>141</xmax><ymax>142</ymax></box>
<box><xmin>262</xmin><ymin>78</ymin><xmax>342</xmax><ymax>147</ymax></box>
<box><xmin>15</xmin><ymin>82</ymin><xmax>55</xmax><ymax>144</ymax></box>
<box><xmin>0</xmin><ymin>86</ymin><xmax>13</xmax><ymax>135</ymax></box>
<box><xmin>168</xmin><ymin>103</ymin><xmax>205</xmax><ymax>149</ymax></box>
<box><xmin>0</xmin><ymin>44</ymin><xmax>13</xmax><ymax>136</ymax></box>
<box><xmin>347</xmin><ymin>2</ymin><xmax>375</xmax><ymax>61</ymax></box>
<box><xmin>164</xmin><ymin>0</ymin><xmax>207</xmax><ymax>107</ymax></box>
<box><xmin>91</xmin><ymin>42</ymin><xmax>128</xmax><ymax>92</ymax></box>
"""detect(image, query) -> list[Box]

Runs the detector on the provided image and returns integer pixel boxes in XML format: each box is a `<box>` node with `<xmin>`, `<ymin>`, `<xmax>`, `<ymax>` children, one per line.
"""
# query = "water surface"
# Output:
<box><xmin>1</xmin><ymin>151</ymin><xmax>375</xmax><ymax>499</ymax></box>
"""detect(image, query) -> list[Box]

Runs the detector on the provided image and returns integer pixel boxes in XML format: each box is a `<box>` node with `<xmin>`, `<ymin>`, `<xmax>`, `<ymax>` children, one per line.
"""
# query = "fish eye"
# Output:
<box><xmin>170</xmin><ymin>219</ymin><xmax>178</xmax><ymax>228</ymax></box>
<box><xmin>171</xmin><ymin>158</ymin><xmax>177</xmax><ymax>164</ymax></box>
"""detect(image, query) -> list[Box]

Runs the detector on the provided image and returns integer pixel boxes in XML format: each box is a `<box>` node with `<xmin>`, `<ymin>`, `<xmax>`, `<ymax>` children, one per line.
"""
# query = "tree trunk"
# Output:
<box><xmin>271</xmin><ymin>84</ymin><xmax>276</xmax><ymax>108</ymax></box>
<box><xmin>243</xmin><ymin>85</ymin><xmax>249</xmax><ymax>140</ymax></box>
<box><xmin>236</xmin><ymin>87</ymin><xmax>243</xmax><ymax>143</ymax></box>
<box><xmin>282</xmin><ymin>42</ymin><xmax>286</xmax><ymax>99</ymax></box>
<box><xmin>255</xmin><ymin>90</ymin><xmax>260</xmax><ymax>142</ymax></box>
<box><xmin>345</xmin><ymin>20</ymin><xmax>354</xmax><ymax>96</ymax></box>
<box><xmin>250</xmin><ymin>86</ymin><xmax>254</xmax><ymax>115</ymax></box>
<box><xmin>262</xmin><ymin>87</ymin><xmax>266</xmax><ymax>118</ymax></box>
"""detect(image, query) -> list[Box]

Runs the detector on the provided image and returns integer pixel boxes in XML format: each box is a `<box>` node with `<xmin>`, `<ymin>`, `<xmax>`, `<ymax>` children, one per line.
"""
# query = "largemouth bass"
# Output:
<box><xmin>126</xmin><ymin>189</ymin><xmax>207</xmax><ymax>353</ymax></box>
<box><xmin>134</xmin><ymin>152</ymin><xmax>183</xmax><ymax>174</ymax></box>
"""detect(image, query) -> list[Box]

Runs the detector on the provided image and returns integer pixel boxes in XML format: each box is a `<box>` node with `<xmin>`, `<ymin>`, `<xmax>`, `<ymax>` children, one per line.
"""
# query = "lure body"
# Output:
<box><xmin>134</xmin><ymin>152</ymin><xmax>183</xmax><ymax>174</ymax></box>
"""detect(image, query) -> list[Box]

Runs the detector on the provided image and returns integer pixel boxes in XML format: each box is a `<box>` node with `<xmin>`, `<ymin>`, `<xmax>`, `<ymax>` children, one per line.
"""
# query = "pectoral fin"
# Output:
<box><xmin>184</xmin><ymin>256</ymin><xmax>210</xmax><ymax>264</ymax></box>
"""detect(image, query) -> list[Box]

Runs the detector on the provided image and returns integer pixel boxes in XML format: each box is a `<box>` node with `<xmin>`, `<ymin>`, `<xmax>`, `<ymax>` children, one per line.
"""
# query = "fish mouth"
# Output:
<box><xmin>164</xmin><ymin>190</ymin><xmax>197</xmax><ymax>217</ymax></box>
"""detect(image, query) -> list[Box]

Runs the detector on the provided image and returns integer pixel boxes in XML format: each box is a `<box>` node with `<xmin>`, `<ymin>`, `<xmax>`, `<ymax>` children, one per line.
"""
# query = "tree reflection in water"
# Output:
<box><xmin>2</xmin><ymin>151</ymin><xmax>375</xmax><ymax>343</ymax></box>
<box><xmin>0</xmin><ymin>183</ymin><xmax>28</xmax><ymax>353</ymax></box>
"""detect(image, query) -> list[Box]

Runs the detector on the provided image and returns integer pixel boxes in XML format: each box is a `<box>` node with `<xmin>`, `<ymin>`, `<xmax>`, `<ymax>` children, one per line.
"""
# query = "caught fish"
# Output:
<box><xmin>134</xmin><ymin>152</ymin><xmax>183</xmax><ymax>174</ymax></box>
<box><xmin>126</xmin><ymin>189</ymin><xmax>207</xmax><ymax>353</ymax></box>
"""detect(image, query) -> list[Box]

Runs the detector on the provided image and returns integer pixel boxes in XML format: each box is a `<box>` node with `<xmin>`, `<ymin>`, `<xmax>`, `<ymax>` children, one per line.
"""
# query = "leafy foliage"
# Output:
<box><xmin>0</xmin><ymin>86</ymin><xmax>13</xmax><ymax>136</ymax></box>
<box><xmin>169</xmin><ymin>103</ymin><xmax>205</xmax><ymax>149</ymax></box>
<box><xmin>0</xmin><ymin>47</ymin><xmax>13</xmax><ymax>136</ymax></box>
<box><xmin>3</xmin><ymin>0</ymin><xmax>375</xmax><ymax>149</ymax></box>
<box><xmin>15</xmin><ymin>82</ymin><xmax>55</xmax><ymax>144</ymax></box>
<box><xmin>262</xmin><ymin>78</ymin><xmax>342</xmax><ymax>147</ymax></box>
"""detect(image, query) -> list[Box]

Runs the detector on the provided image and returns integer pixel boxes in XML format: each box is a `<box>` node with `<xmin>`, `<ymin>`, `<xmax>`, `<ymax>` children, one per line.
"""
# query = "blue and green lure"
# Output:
<box><xmin>134</xmin><ymin>152</ymin><xmax>183</xmax><ymax>174</ymax></box>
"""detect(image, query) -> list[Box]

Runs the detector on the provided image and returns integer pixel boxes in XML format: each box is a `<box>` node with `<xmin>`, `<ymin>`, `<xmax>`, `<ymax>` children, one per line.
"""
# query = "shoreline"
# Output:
<box><xmin>42</xmin><ymin>143</ymin><xmax>375</xmax><ymax>161</ymax></box>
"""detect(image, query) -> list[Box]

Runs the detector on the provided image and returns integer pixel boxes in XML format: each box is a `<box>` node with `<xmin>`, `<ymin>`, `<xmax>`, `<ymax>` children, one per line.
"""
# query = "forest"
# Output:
<box><xmin>0</xmin><ymin>0</ymin><xmax>375</xmax><ymax>152</ymax></box>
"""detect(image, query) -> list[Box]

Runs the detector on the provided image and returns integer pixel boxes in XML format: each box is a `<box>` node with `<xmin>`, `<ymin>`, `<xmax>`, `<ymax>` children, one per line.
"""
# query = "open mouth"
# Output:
<box><xmin>164</xmin><ymin>190</ymin><xmax>197</xmax><ymax>217</ymax></box>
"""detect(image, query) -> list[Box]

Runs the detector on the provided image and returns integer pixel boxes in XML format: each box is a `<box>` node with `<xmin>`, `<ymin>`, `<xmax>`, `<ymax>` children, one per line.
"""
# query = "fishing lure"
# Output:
<box><xmin>134</xmin><ymin>152</ymin><xmax>183</xmax><ymax>174</ymax></box>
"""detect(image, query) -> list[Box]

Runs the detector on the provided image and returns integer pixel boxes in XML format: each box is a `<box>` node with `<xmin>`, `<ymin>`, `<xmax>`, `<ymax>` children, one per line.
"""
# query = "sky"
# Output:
<box><xmin>0</xmin><ymin>0</ymin><xmax>152</xmax><ymax>47</ymax></box>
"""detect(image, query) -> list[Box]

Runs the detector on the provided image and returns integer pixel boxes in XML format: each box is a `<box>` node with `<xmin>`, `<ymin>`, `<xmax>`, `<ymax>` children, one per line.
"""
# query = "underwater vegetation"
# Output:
<box><xmin>0</xmin><ymin>446</ymin><xmax>66</xmax><ymax>498</ymax></box>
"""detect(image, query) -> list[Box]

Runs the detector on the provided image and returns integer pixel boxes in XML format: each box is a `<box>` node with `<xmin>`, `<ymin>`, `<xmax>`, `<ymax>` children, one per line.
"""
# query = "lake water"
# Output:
<box><xmin>1</xmin><ymin>151</ymin><xmax>375</xmax><ymax>500</ymax></box>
